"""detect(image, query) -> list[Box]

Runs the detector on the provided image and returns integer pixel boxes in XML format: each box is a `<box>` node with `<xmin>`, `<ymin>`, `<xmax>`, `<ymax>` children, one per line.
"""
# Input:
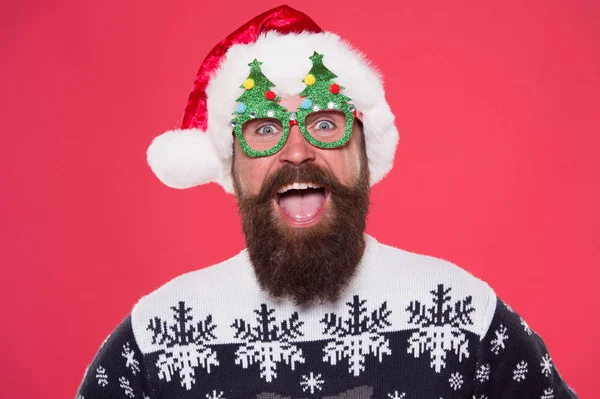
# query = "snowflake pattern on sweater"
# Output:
<box><xmin>405</xmin><ymin>284</ymin><xmax>474</xmax><ymax>373</ymax></box>
<box><xmin>231</xmin><ymin>304</ymin><xmax>305</xmax><ymax>382</ymax></box>
<box><xmin>146</xmin><ymin>301</ymin><xmax>219</xmax><ymax>390</ymax></box>
<box><xmin>320</xmin><ymin>295</ymin><xmax>392</xmax><ymax>376</ymax></box>
<box><xmin>472</xmin><ymin>297</ymin><xmax>577</xmax><ymax>398</ymax></box>
<box><xmin>75</xmin><ymin>237</ymin><xmax>578</xmax><ymax>398</ymax></box>
<box><xmin>76</xmin><ymin>314</ymin><xmax>151</xmax><ymax>399</ymax></box>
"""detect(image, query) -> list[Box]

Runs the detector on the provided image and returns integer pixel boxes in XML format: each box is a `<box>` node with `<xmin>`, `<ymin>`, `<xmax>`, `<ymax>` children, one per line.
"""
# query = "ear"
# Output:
<box><xmin>355</xmin><ymin>110</ymin><xmax>364</xmax><ymax>123</ymax></box>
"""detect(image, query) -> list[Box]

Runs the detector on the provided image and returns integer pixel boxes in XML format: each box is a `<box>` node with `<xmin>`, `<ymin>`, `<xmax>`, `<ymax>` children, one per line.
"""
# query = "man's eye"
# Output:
<box><xmin>257</xmin><ymin>124</ymin><xmax>278</xmax><ymax>135</ymax></box>
<box><xmin>315</xmin><ymin>120</ymin><xmax>334</xmax><ymax>130</ymax></box>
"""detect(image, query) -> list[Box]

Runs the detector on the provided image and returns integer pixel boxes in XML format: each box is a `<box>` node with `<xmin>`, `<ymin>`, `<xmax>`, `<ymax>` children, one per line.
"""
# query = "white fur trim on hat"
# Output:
<box><xmin>150</xmin><ymin>31</ymin><xmax>398</xmax><ymax>192</ymax></box>
<box><xmin>147</xmin><ymin>128</ymin><xmax>222</xmax><ymax>189</ymax></box>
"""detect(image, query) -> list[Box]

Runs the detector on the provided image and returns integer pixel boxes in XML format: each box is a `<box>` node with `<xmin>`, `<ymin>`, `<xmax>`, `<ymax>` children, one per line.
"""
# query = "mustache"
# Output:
<box><xmin>254</xmin><ymin>163</ymin><xmax>344</xmax><ymax>203</ymax></box>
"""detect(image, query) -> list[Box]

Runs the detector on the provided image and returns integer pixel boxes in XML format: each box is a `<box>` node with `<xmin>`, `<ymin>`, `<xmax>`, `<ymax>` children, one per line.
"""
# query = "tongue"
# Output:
<box><xmin>278</xmin><ymin>191</ymin><xmax>325</xmax><ymax>222</ymax></box>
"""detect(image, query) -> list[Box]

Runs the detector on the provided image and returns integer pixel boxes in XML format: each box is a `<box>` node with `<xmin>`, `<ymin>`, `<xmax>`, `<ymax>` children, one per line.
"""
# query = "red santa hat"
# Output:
<box><xmin>147</xmin><ymin>5</ymin><xmax>399</xmax><ymax>193</ymax></box>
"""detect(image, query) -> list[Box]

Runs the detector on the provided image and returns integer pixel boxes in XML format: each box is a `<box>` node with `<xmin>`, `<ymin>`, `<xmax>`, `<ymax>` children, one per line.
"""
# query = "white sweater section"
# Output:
<box><xmin>131</xmin><ymin>234</ymin><xmax>497</xmax><ymax>354</ymax></box>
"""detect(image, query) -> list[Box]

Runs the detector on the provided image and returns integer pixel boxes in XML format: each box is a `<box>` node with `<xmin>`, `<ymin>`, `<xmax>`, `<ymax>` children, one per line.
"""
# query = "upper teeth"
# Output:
<box><xmin>277</xmin><ymin>182</ymin><xmax>323</xmax><ymax>194</ymax></box>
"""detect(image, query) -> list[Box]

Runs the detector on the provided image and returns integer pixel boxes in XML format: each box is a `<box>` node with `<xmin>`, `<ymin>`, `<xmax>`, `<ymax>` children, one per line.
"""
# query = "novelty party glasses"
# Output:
<box><xmin>233</xmin><ymin>106</ymin><xmax>357</xmax><ymax>158</ymax></box>
<box><xmin>230</xmin><ymin>53</ymin><xmax>357</xmax><ymax>158</ymax></box>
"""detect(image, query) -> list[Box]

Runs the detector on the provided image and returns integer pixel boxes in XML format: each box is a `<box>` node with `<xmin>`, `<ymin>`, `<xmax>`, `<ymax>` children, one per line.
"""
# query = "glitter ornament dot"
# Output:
<box><xmin>301</xmin><ymin>99</ymin><xmax>313</xmax><ymax>109</ymax></box>
<box><xmin>236</xmin><ymin>103</ymin><xmax>247</xmax><ymax>113</ymax></box>
<box><xmin>267</xmin><ymin>110</ymin><xmax>275</xmax><ymax>117</ymax></box>
<box><xmin>327</xmin><ymin>102</ymin><xmax>336</xmax><ymax>109</ymax></box>
<box><xmin>230</xmin><ymin>120</ymin><xmax>238</xmax><ymax>127</ymax></box>
<box><xmin>243</xmin><ymin>79</ymin><xmax>255</xmax><ymax>90</ymax></box>
<box><xmin>249</xmin><ymin>111</ymin><xmax>256</xmax><ymax>118</ymax></box>
<box><xmin>304</xmin><ymin>74</ymin><xmax>316</xmax><ymax>85</ymax></box>
<box><xmin>330</xmin><ymin>83</ymin><xmax>340</xmax><ymax>94</ymax></box>
<box><xmin>348</xmin><ymin>104</ymin><xmax>356</xmax><ymax>112</ymax></box>
<box><xmin>265</xmin><ymin>91</ymin><xmax>276</xmax><ymax>100</ymax></box>
<box><xmin>289</xmin><ymin>113</ymin><xmax>297</xmax><ymax>121</ymax></box>
<box><xmin>312</xmin><ymin>105</ymin><xmax>320</xmax><ymax>112</ymax></box>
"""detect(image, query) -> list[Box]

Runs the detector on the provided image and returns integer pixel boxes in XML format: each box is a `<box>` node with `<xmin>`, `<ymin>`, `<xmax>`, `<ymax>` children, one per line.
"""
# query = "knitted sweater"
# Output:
<box><xmin>76</xmin><ymin>235</ymin><xmax>577</xmax><ymax>398</ymax></box>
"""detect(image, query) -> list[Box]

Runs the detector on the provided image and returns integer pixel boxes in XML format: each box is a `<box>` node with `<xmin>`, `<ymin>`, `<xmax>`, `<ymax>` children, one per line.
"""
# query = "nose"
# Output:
<box><xmin>278</xmin><ymin>122</ymin><xmax>316</xmax><ymax>166</ymax></box>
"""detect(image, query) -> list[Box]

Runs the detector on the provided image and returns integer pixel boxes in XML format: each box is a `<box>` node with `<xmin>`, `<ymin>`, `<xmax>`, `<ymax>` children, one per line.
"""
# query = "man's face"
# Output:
<box><xmin>232</xmin><ymin>95</ymin><xmax>370</xmax><ymax>305</ymax></box>
<box><xmin>232</xmin><ymin>95</ymin><xmax>364</xmax><ymax>225</ymax></box>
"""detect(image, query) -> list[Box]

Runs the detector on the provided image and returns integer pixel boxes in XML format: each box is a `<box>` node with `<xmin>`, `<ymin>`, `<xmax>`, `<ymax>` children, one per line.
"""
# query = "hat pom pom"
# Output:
<box><xmin>147</xmin><ymin>128</ymin><xmax>221</xmax><ymax>189</ymax></box>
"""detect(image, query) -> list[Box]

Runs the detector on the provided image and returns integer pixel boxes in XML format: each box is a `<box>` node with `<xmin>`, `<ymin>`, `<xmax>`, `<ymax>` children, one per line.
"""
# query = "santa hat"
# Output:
<box><xmin>147</xmin><ymin>5</ymin><xmax>399</xmax><ymax>193</ymax></box>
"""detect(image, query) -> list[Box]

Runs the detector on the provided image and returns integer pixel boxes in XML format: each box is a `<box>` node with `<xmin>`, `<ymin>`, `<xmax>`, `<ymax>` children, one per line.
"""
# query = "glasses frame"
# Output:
<box><xmin>232</xmin><ymin>103</ymin><xmax>357</xmax><ymax>158</ymax></box>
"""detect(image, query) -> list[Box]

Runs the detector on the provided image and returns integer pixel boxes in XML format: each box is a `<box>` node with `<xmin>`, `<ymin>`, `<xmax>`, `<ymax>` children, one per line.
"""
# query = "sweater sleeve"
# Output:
<box><xmin>473</xmin><ymin>297</ymin><xmax>578</xmax><ymax>398</ymax></box>
<box><xmin>75</xmin><ymin>314</ymin><xmax>153</xmax><ymax>399</ymax></box>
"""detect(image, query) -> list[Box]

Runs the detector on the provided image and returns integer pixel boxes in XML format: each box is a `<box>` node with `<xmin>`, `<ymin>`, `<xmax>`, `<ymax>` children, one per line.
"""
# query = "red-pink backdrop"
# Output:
<box><xmin>1</xmin><ymin>1</ymin><xmax>598</xmax><ymax>397</ymax></box>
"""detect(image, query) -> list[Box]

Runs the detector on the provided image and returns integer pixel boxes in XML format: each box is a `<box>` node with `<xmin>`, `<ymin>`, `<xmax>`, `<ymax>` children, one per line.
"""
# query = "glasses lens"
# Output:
<box><xmin>303</xmin><ymin>110</ymin><xmax>348</xmax><ymax>143</ymax></box>
<box><xmin>242</xmin><ymin>118</ymin><xmax>285</xmax><ymax>151</ymax></box>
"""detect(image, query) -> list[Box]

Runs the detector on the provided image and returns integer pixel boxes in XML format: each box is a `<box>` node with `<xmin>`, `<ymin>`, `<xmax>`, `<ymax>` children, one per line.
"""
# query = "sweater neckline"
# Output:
<box><xmin>345</xmin><ymin>233</ymin><xmax>380</xmax><ymax>292</ymax></box>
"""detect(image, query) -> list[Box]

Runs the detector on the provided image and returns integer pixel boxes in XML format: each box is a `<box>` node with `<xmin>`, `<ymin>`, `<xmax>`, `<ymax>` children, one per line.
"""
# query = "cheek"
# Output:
<box><xmin>345</xmin><ymin>154</ymin><xmax>362</xmax><ymax>185</ymax></box>
<box><xmin>317</xmin><ymin>151</ymin><xmax>357</xmax><ymax>186</ymax></box>
<box><xmin>347</xmin><ymin>129</ymin><xmax>366</xmax><ymax>183</ymax></box>
<box><xmin>327</xmin><ymin>139</ymin><xmax>362</xmax><ymax>185</ymax></box>
<box><xmin>233</xmin><ymin>146</ymin><xmax>272</xmax><ymax>196</ymax></box>
<box><xmin>348</xmin><ymin>145</ymin><xmax>362</xmax><ymax>179</ymax></box>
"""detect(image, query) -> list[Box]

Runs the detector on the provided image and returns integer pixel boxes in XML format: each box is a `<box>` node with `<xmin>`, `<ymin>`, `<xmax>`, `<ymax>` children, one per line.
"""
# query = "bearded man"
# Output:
<box><xmin>76</xmin><ymin>6</ymin><xmax>577</xmax><ymax>399</ymax></box>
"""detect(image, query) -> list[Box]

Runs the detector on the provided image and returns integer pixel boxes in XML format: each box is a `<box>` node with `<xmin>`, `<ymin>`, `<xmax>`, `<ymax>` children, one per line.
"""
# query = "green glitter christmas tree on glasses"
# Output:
<box><xmin>230</xmin><ymin>54</ymin><xmax>357</xmax><ymax>157</ymax></box>
<box><xmin>296</xmin><ymin>52</ymin><xmax>356</xmax><ymax>149</ymax></box>
<box><xmin>230</xmin><ymin>59</ymin><xmax>289</xmax><ymax>157</ymax></box>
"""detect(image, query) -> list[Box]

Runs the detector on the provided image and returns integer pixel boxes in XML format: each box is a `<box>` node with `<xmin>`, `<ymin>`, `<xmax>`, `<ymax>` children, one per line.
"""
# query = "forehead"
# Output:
<box><xmin>278</xmin><ymin>95</ymin><xmax>303</xmax><ymax>112</ymax></box>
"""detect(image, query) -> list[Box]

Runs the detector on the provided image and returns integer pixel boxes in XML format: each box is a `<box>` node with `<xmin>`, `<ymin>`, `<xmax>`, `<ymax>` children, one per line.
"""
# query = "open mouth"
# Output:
<box><xmin>274</xmin><ymin>182</ymin><xmax>329</xmax><ymax>226</ymax></box>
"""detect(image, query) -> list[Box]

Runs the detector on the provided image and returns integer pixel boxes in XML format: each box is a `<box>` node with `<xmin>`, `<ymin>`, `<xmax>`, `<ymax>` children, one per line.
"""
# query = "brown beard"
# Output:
<box><xmin>233</xmin><ymin>157</ymin><xmax>370</xmax><ymax>306</ymax></box>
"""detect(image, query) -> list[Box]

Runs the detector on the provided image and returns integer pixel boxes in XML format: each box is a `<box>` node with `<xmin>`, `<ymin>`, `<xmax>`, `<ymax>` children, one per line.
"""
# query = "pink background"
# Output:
<box><xmin>1</xmin><ymin>1</ymin><xmax>598</xmax><ymax>397</ymax></box>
